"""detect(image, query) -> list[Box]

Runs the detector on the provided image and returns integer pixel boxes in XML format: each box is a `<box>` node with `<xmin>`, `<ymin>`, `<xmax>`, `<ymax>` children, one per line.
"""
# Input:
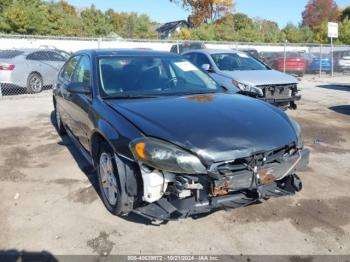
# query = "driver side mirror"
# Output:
<box><xmin>67</xmin><ymin>82</ymin><xmax>91</xmax><ymax>95</ymax></box>
<box><xmin>201</xmin><ymin>63</ymin><xmax>213</xmax><ymax>72</ymax></box>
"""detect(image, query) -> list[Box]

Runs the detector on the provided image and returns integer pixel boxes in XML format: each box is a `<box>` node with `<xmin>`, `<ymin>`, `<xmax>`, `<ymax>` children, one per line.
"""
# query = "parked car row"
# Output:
<box><xmin>53</xmin><ymin>49</ymin><xmax>310</xmax><ymax>221</ymax></box>
<box><xmin>0</xmin><ymin>48</ymin><xmax>70</xmax><ymax>93</ymax></box>
<box><xmin>170</xmin><ymin>43</ymin><xmax>350</xmax><ymax>76</ymax></box>
<box><xmin>260</xmin><ymin>50</ymin><xmax>350</xmax><ymax>75</ymax></box>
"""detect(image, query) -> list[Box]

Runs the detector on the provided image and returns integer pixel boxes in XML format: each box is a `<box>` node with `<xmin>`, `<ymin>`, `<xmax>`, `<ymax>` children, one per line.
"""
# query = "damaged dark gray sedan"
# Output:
<box><xmin>53</xmin><ymin>49</ymin><xmax>310</xmax><ymax>221</ymax></box>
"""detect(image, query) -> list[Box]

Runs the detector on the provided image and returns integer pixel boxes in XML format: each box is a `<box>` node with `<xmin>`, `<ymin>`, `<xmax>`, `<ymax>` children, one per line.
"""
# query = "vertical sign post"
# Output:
<box><xmin>328</xmin><ymin>22</ymin><xmax>339</xmax><ymax>77</ymax></box>
<box><xmin>319</xmin><ymin>44</ymin><xmax>323</xmax><ymax>78</ymax></box>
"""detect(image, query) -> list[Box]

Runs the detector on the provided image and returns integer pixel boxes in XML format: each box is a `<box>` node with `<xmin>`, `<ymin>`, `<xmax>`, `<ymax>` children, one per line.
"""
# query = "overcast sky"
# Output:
<box><xmin>66</xmin><ymin>0</ymin><xmax>349</xmax><ymax>28</ymax></box>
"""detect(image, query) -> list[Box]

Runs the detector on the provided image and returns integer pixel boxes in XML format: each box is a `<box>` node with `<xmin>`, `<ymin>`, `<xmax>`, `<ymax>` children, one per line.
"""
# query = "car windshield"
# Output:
<box><xmin>211</xmin><ymin>53</ymin><xmax>268</xmax><ymax>71</ymax></box>
<box><xmin>0</xmin><ymin>50</ymin><xmax>24</xmax><ymax>59</ymax></box>
<box><xmin>98</xmin><ymin>56</ymin><xmax>220</xmax><ymax>98</ymax></box>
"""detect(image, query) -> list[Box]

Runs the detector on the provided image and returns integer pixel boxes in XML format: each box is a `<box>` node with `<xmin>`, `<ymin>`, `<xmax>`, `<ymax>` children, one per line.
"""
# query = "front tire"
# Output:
<box><xmin>27</xmin><ymin>73</ymin><xmax>43</xmax><ymax>93</ymax></box>
<box><xmin>96</xmin><ymin>142</ymin><xmax>135</xmax><ymax>216</ymax></box>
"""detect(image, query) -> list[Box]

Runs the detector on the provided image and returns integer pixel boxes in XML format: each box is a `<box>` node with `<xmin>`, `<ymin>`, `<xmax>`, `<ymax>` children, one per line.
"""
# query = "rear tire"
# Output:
<box><xmin>27</xmin><ymin>73</ymin><xmax>43</xmax><ymax>93</ymax></box>
<box><xmin>54</xmin><ymin>105</ymin><xmax>66</xmax><ymax>136</ymax></box>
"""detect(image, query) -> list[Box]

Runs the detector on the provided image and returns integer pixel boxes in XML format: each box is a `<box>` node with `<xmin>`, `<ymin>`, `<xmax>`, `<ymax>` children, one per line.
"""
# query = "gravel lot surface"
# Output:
<box><xmin>0</xmin><ymin>75</ymin><xmax>349</xmax><ymax>256</ymax></box>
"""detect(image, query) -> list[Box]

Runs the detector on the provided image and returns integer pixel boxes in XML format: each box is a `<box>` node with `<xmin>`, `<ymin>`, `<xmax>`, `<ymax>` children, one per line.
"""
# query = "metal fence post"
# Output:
<box><xmin>283</xmin><ymin>41</ymin><xmax>287</xmax><ymax>73</ymax></box>
<box><xmin>0</xmin><ymin>85</ymin><xmax>2</xmax><ymax>99</ymax></box>
<box><xmin>319</xmin><ymin>44</ymin><xmax>322</xmax><ymax>78</ymax></box>
<box><xmin>331</xmin><ymin>37</ymin><xmax>334</xmax><ymax>77</ymax></box>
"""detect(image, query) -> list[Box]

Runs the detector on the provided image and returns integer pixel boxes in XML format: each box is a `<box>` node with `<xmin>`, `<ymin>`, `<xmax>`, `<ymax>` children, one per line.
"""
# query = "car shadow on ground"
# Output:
<box><xmin>329</xmin><ymin>105</ymin><xmax>350</xmax><ymax>116</ymax></box>
<box><xmin>50</xmin><ymin>111</ymin><xmax>159</xmax><ymax>226</ymax></box>
<box><xmin>317</xmin><ymin>84</ymin><xmax>350</xmax><ymax>92</ymax></box>
<box><xmin>0</xmin><ymin>250</ymin><xmax>58</xmax><ymax>262</ymax></box>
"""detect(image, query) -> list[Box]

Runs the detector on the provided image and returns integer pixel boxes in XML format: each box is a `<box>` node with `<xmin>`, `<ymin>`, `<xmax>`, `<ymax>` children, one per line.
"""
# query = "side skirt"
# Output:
<box><xmin>65</xmin><ymin>127</ymin><xmax>94</xmax><ymax>166</ymax></box>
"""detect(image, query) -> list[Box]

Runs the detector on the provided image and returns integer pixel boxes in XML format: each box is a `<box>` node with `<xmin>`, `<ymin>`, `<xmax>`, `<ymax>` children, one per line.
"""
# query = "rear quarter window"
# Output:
<box><xmin>0</xmin><ymin>50</ymin><xmax>24</xmax><ymax>59</ymax></box>
<box><xmin>26</xmin><ymin>52</ymin><xmax>48</xmax><ymax>61</ymax></box>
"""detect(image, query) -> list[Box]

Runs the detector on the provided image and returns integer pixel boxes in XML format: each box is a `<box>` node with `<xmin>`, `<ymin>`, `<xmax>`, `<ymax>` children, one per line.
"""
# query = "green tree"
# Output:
<box><xmin>337</xmin><ymin>18</ymin><xmax>350</xmax><ymax>44</ymax></box>
<box><xmin>190</xmin><ymin>24</ymin><xmax>217</xmax><ymax>40</ymax></box>
<box><xmin>340</xmin><ymin>6</ymin><xmax>350</xmax><ymax>21</ymax></box>
<box><xmin>2</xmin><ymin>0</ymin><xmax>48</xmax><ymax>34</ymax></box>
<box><xmin>0</xmin><ymin>0</ymin><xmax>12</xmax><ymax>12</ymax></box>
<box><xmin>231</xmin><ymin>13</ymin><xmax>254</xmax><ymax>31</ymax></box>
<box><xmin>80</xmin><ymin>5</ymin><xmax>113</xmax><ymax>36</ymax></box>
<box><xmin>45</xmin><ymin>1</ymin><xmax>83</xmax><ymax>36</ymax></box>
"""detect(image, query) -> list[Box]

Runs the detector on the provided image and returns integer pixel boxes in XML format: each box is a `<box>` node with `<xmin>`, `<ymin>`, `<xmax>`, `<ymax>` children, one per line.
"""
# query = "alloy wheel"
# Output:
<box><xmin>99</xmin><ymin>152</ymin><xmax>118</xmax><ymax>206</ymax></box>
<box><xmin>29</xmin><ymin>75</ymin><xmax>43</xmax><ymax>92</ymax></box>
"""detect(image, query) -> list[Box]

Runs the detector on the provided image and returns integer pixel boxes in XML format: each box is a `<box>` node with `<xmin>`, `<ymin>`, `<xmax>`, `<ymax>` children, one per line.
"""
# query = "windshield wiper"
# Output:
<box><xmin>103</xmin><ymin>94</ymin><xmax>160</xmax><ymax>99</ymax></box>
<box><xmin>179</xmin><ymin>91</ymin><xmax>219</xmax><ymax>96</ymax></box>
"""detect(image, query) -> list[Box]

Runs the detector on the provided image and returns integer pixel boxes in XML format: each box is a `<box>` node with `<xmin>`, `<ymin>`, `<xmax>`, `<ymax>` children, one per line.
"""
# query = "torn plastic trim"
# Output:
<box><xmin>132</xmin><ymin>174</ymin><xmax>303</xmax><ymax>221</ymax></box>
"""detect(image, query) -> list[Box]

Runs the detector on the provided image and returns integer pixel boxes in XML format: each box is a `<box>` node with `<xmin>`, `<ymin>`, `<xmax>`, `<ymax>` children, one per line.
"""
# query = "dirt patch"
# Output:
<box><xmin>0</xmin><ymin>127</ymin><xmax>32</xmax><ymax>146</ymax></box>
<box><xmin>30</xmin><ymin>142</ymin><xmax>64</xmax><ymax>156</ymax></box>
<box><xmin>69</xmin><ymin>185</ymin><xmax>98</xmax><ymax>204</ymax></box>
<box><xmin>303</xmin><ymin>166</ymin><xmax>314</xmax><ymax>172</ymax></box>
<box><xmin>87</xmin><ymin>231</ymin><xmax>115</xmax><ymax>256</ymax></box>
<box><xmin>51</xmin><ymin>178</ymin><xmax>81</xmax><ymax>185</ymax></box>
<box><xmin>310</xmin><ymin>144</ymin><xmax>350</xmax><ymax>154</ymax></box>
<box><xmin>0</xmin><ymin>167</ymin><xmax>26</xmax><ymax>182</ymax></box>
<box><xmin>223</xmin><ymin>197</ymin><xmax>350</xmax><ymax>235</ymax></box>
<box><xmin>0</xmin><ymin>142</ymin><xmax>64</xmax><ymax>181</ymax></box>
<box><xmin>294</xmin><ymin>117</ymin><xmax>348</xmax><ymax>146</ymax></box>
<box><xmin>0</xmin><ymin>147</ymin><xmax>31</xmax><ymax>181</ymax></box>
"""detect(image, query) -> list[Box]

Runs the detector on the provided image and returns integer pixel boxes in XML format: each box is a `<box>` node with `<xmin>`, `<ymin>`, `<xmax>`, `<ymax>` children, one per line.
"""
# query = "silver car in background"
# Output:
<box><xmin>183</xmin><ymin>49</ymin><xmax>301</xmax><ymax>110</ymax></box>
<box><xmin>0</xmin><ymin>48</ymin><xmax>69</xmax><ymax>93</ymax></box>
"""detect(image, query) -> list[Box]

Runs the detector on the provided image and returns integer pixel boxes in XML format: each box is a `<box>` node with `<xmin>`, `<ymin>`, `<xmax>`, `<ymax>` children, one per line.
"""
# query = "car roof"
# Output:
<box><xmin>75</xmin><ymin>49</ymin><xmax>181</xmax><ymax>58</ymax></box>
<box><xmin>183</xmin><ymin>49</ymin><xmax>245</xmax><ymax>55</ymax></box>
<box><xmin>1</xmin><ymin>48</ymin><xmax>62</xmax><ymax>54</ymax></box>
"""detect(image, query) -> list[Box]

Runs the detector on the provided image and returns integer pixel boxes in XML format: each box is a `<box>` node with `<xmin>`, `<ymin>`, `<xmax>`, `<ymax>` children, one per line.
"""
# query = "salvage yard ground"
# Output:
<box><xmin>0</xmin><ymin>75</ymin><xmax>349</xmax><ymax>255</ymax></box>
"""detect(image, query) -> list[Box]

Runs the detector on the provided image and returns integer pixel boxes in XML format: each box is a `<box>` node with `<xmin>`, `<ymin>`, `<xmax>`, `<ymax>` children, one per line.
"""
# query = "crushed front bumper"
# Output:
<box><xmin>134</xmin><ymin>149</ymin><xmax>310</xmax><ymax>221</ymax></box>
<box><xmin>262</xmin><ymin>95</ymin><xmax>301</xmax><ymax>110</ymax></box>
<box><xmin>133</xmin><ymin>174</ymin><xmax>303</xmax><ymax>221</ymax></box>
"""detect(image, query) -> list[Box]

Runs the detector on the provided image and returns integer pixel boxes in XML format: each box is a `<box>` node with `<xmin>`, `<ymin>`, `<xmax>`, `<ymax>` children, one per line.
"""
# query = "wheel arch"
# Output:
<box><xmin>91</xmin><ymin>127</ymin><xmax>141</xmax><ymax>213</ymax></box>
<box><xmin>90</xmin><ymin>119</ymin><xmax>121</xmax><ymax>167</ymax></box>
<box><xmin>28</xmin><ymin>71</ymin><xmax>43</xmax><ymax>80</ymax></box>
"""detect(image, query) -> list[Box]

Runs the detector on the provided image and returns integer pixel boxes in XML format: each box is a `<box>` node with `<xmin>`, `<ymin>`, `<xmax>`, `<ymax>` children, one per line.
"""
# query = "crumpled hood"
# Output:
<box><xmin>219</xmin><ymin>70</ymin><xmax>297</xmax><ymax>86</ymax></box>
<box><xmin>107</xmin><ymin>93</ymin><xmax>298</xmax><ymax>164</ymax></box>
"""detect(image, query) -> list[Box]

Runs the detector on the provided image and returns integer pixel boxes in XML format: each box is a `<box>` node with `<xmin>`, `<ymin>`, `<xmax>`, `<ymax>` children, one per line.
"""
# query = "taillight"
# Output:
<box><xmin>0</xmin><ymin>64</ymin><xmax>15</xmax><ymax>70</ymax></box>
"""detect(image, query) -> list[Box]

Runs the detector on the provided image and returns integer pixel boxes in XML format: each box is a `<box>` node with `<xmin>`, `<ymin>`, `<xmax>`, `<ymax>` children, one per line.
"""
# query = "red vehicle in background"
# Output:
<box><xmin>273</xmin><ymin>52</ymin><xmax>306</xmax><ymax>77</ymax></box>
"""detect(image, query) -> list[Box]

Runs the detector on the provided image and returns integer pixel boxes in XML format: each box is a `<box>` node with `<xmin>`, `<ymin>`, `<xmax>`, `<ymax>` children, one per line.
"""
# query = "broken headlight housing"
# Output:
<box><xmin>232</xmin><ymin>80</ymin><xmax>263</xmax><ymax>97</ymax></box>
<box><xmin>129</xmin><ymin>137</ymin><xmax>207</xmax><ymax>174</ymax></box>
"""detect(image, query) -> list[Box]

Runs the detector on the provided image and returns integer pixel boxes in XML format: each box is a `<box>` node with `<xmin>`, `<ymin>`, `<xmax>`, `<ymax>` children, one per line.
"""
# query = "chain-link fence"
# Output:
<box><xmin>0</xmin><ymin>34</ymin><xmax>349</xmax><ymax>98</ymax></box>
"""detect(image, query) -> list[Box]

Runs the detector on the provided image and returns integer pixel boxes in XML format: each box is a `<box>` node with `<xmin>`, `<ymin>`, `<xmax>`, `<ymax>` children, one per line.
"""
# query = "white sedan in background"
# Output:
<box><xmin>183</xmin><ymin>49</ymin><xmax>301</xmax><ymax>110</ymax></box>
<box><xmin>0</xmin><ymin>48</ymin><xmax>69</xmax><ymax>93</ymax></box>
